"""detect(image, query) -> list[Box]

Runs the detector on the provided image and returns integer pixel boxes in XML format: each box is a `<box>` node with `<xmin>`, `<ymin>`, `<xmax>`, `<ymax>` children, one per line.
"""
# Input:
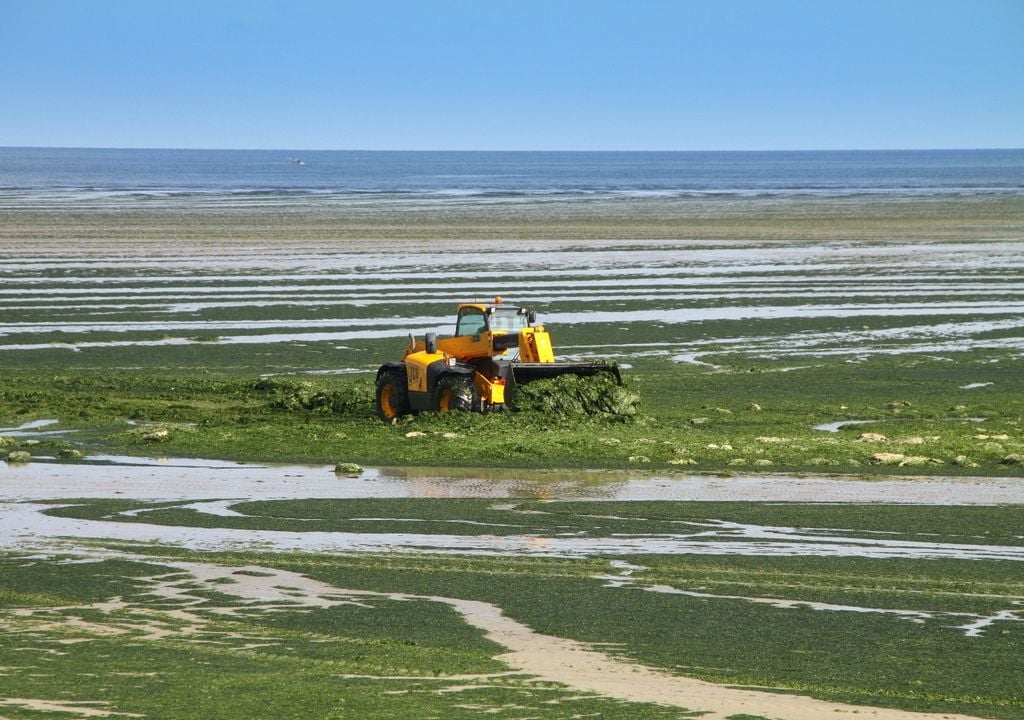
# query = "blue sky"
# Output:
<box><xmin>2</xmin><ymin>0</ymin><xmax>1021</xmax><ymax>150</ymax></box>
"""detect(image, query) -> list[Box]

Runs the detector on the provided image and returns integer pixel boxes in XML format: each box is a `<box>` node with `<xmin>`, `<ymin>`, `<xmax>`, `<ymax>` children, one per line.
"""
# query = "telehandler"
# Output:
<box><xmin>375</xmin><ymin>298</ymin><xmax>620</xmax><ymax>420</ymax></box>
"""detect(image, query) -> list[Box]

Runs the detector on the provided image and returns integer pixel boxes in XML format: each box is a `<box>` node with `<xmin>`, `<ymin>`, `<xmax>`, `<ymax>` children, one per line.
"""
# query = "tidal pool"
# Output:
<box><xmin>3</xmin><ymin>455</ymin><xmax>1023</xmax><ymax>561</ymax></box>
<box><xmin>3</xmin><ymin>454</ymin><xmax>1022</xmax><ymax>504</ymax></box>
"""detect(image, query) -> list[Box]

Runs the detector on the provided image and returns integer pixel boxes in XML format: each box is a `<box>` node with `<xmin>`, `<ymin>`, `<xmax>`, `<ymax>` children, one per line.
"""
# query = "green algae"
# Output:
<box><xmin>3</xmin><ymin>195</ymin><xmax>1023</xmax><ymax>720</ymax></box>
<box><xmin>5</xmin><ymin>449</ymin><xmax>32</xmax><ymax>464</ymax></box>
<box><xmin>0</xmin><ymin>551</ymin><xmax>701</xmax><ymax>720</ymax></box>
<box><xmin>510</xmin><ymin>372</ymin><xmax>639</xmax><ymax>418</ymax></box>
<box><xmin>2</xmin><ymin>348</ymin><xmax>1021</xmax><ymax>475</ymax></box>
<box><xmin>3</xmin><ymin>503</ymin><xmax>1023</xmax><ymax>720</ymax></box>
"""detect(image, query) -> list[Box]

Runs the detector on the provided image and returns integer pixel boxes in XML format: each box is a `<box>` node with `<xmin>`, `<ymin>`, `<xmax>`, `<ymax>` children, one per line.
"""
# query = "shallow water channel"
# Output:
<box><xmin>3</xmin><ymin>453</ymin><xmax>1023</xmax><ymax>561</ymax></box>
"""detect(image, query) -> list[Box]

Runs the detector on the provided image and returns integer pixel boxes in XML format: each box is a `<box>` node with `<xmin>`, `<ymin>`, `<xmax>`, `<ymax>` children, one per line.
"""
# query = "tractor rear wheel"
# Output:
<box><xmin>433</xmin><ymin>374</ymin><xmax>478</xmax><ymax>413</ymax></box>
<box><xmin>375</xmin><ymin>369</ymin><xmax>410</xmax><ymax>421</ymax></box>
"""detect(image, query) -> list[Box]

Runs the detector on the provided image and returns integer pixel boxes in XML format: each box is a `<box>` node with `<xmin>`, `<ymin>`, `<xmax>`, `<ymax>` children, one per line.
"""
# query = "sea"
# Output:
<box><xmin>1</xmin><ymin>147</ymin><xmax>1023</xmax><ymax>212</ymax></box>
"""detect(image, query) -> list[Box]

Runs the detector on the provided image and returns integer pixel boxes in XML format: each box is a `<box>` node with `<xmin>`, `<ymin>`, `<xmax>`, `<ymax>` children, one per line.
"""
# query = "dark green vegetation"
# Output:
<box><xmin>3</xmin><ymin>204</ymin><xmax>1023</xmax><ymax>476</ymax></box>
<box><xmin>3</xmin><ymin>499</ymin><xmax>1024</xmax><ymax>718</ymax></box>
<box><xmin>511</xmin><ymin>372</ymin><xmax>639</xmax><ymax>417</ymax></box>
<box><xmin>2</xmin><ymin>350</ymin><xmax>1022</xmax><ymax>474</ymax></box>
<box><xmin>0</xmin><ymin>554</ymin><xmax>696</xmax><ymax>720</ymax></box>
<box><xmin>44</xmin><ymin>497</ymin><xmax>1024</xmax><ymax>546</ymax></box>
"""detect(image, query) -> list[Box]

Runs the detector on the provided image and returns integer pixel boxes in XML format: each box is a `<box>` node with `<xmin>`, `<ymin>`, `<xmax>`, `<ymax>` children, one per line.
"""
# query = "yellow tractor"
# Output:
<box><xmin>375</xmin><ymin>298</ymin><xmax>620</xmax><ymax>420</ymax></box>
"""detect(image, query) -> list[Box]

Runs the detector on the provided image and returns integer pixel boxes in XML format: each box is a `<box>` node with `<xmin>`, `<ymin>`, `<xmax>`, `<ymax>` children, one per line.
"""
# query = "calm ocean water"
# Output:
<box><xmin>1</xmin><ymin>147</ymin><xmax>1023</xmax><ymax>209</ymax></box>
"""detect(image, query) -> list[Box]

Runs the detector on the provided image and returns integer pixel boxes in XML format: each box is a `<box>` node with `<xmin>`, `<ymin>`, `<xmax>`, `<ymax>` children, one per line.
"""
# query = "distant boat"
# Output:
<box><xmin>290</xmin><ymin>158</ymin><xmax>305</xmax><ymax>165</ymax></box>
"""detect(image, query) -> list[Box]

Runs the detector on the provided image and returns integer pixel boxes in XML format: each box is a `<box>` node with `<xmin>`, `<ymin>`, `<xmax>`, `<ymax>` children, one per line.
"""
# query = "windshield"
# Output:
<box><xmin>488</xmin><ymin>307</ymin><xmax>529</xmax><ymax>332</ymax></box>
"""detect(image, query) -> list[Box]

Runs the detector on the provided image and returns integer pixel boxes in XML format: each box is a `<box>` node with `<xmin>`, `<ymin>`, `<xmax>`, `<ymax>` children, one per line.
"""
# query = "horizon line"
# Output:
<box><xmin>4</xmin><ymin>145</ymin><xmax>1023</xmax><ymax>154</ymax></box>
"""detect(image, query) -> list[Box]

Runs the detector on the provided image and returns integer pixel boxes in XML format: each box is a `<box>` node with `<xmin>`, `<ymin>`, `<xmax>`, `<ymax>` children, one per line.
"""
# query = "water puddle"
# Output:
<box><xmin>4</xmin><ymin>498</ymin><xmax>1024</xmax><ymax>562</ymax></box>
<box><xmin>596</xmin><ymin>561</ymin><xmax>1023</xmax><ymax>638</ymax></box>
<box><xmin>3</xmin><ymin>455</ymin><xmax>1023</xmax><ymax>505</ymax></box>
<box><xmin>813</xmin><ymin>417</ymin><xmax>990</xmax><ymax>433</ymax></box>
<box><xmin>813</xmin><ymin>419</ymin><xmax>880</xmax><ymax>433</ymax></box>
<box><xmin>0</xmin><ymin>418</ymin><xmax>69</xmax><ymax>437</ymax></box>
<box><xmin>958</xmin><ymin>609</ymin><xmax>1024</xmax><ymax>638</ymax></box>
<box><xmin>3</xmin><ymin>451</ymin><xmax>1024</xmax><ymax>563</ymax></box>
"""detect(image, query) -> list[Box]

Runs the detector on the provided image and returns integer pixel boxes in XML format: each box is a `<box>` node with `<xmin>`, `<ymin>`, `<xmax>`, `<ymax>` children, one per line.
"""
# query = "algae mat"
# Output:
<box><xmin>2</xmin><ymin>205</ymin><xmax>1023</xmax><ymax>718</ymax></box>
<box><xmin>1</xmin><ymin>471</ymin><xmax>1022</xmax><ymax>719</ymax></box>
<box><xmin>5</xmin><ymin>556</ymin><xmax>992</xmax><ymax>720</ymax></box>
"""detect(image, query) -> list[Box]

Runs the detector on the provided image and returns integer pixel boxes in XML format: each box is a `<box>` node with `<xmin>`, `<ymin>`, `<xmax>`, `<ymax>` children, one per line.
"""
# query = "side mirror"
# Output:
<box><xmin>425</xmin><ymin>332</ymin><xmax>438</xmax><ymax>354</ymax></box>
<box><xmin>527</xmin><ymin>310</ymin><xmax>537</xmax><ymax>325</ymax></box>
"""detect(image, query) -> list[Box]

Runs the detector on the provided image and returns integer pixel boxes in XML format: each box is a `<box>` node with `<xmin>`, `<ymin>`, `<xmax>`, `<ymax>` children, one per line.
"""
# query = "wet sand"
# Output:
<box><xmin>5</xmin><ymin>197</ymin><xmax>1023</xmax><ymax>365</ymax></box>
<box><xmin>3</xmin><ymin>194</ymin><xmax>1024</xmax><ymax>247</ymax></box>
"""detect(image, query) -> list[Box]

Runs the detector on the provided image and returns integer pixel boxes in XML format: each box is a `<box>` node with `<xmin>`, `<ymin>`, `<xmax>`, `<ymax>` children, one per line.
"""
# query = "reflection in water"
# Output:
<box><xmin>2</xmin><ymin>455</ymin><xmax>1022</xmax><ymax>505</ymax></box>
<box><xmin>2</xmin><ymin>453</ymin><xmax>1023</xmax><ymax>563</ymax></box>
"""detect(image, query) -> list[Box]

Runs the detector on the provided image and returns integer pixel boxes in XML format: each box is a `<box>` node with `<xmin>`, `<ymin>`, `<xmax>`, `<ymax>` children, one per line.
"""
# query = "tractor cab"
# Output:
<box><xmin>454</xmin><ymin>301</ymin><xmax>536</xmax><ymax>338</ymax></box>
<box><xmin>443</xmin><ymin>299</ymin><xmax>546</xmax><ymax>362</ymax></box>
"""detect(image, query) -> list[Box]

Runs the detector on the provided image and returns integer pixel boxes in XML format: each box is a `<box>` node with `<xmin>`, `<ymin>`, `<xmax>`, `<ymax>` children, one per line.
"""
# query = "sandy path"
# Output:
<box><xmin>0</xmin><ymin>698</ymin><xmax>142</xmax><ymax>717</ymax></box>
<box><xmin>154</xmin><ymin>561</ymin><xmax>982</xmax><ymax>720</ymax></box>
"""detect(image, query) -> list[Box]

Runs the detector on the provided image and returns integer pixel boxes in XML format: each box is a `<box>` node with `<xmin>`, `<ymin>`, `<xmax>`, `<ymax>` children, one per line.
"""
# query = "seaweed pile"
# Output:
<box><xmin>510</xmin><ymin>374</ymin><xmax>640</xmax><ymax>419</ymax></box>
<box><xmin>256</xmin><ymin>378</ymin><xmax>375</xmax><ymax>417</ymax></box>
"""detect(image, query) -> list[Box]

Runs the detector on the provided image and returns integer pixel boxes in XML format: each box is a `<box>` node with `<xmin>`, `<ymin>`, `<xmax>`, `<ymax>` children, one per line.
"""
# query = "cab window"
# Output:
<box><xmin>456</xmin><ymin>308</ymin><xmax>487</xmax><ymax>337</ymax></box>
<box><xmin>489</xmin><ymin>308</ymin><xmax>529</xmax><ymax>332</ymax></box>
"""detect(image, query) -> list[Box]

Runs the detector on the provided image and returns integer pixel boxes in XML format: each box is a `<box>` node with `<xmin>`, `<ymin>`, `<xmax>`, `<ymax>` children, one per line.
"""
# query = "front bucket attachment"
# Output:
<box><xmin>510</xmin><ymin>361</ymin><xmax>621</xmax><ymax>385</ymax></box>
<box><xmin>506</xmin><ymin>361</ymin><xmax>635</xmax><ymax>417</ymax></box>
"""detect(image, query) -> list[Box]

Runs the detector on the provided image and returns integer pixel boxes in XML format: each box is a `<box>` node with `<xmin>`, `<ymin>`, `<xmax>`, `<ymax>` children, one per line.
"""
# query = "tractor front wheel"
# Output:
<box><xmin>376</xmin><ymin>369</ymin><xmax>410</xmax><ymax>421</ymax></box>
<box><xmin>433</xmin><ymin>375</ymin><xmax>478</xmax><ymax>413</ymax></box>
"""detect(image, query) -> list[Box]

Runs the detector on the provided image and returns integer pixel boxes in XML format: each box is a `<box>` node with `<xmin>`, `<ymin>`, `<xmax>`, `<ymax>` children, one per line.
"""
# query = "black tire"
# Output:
<box><xmin>375</xmin><ymin>368</ymin><xmax>410</xmax><ymax>421</ymax></box>
<box><xmin>432</xmin><ymin>374</ymin><xmax>478</xmax><ymax>413</ymax></box>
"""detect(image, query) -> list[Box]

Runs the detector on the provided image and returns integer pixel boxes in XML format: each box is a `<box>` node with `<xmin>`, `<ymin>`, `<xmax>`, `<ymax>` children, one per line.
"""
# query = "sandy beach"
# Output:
<box><xmin>3</xmin><ymin>194</ymin><xmax>1024</xmax><ymax>248</ymax></box>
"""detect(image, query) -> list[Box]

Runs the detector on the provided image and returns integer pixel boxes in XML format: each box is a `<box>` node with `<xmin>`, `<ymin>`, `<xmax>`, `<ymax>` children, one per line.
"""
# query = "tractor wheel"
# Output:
<box><xmin>433</xmin><ymin>374</ymin><xmax>478</xmax><ymax>413</ymax></box>
<box><xmin>375</xmin><ymin>369</ymin><xmax>410</xmax><ymax>421</ymax></box>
